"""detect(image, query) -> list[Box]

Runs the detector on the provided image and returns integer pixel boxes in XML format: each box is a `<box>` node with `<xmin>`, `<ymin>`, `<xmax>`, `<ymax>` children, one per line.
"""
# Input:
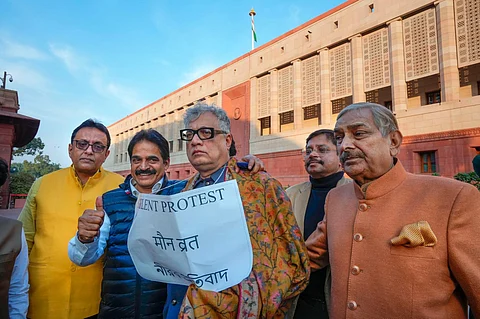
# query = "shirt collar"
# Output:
<box><xmin>130</xmin><ymin>176</ymin><xmax>165</xmax><ymax>198</ymax></box>
<box><xmin>193</xmin><ymin>163</ymin><xmax>227</xmax><ymax>188</ymax></box>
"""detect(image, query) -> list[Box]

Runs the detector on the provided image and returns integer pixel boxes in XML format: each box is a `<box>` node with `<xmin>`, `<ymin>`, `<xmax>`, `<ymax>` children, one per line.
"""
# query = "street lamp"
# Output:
<box><xmin>1</xmin><ymin>71</ymin><xmax>13</xmax><ymax>89</ymax></box>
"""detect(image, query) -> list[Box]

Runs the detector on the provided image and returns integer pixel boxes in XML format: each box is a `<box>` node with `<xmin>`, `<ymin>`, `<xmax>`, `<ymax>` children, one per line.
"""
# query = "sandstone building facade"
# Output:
<box><xmin>105</xmin><ymin>0</ymin><xmax>480</xmax><ymax>187</ymax></box>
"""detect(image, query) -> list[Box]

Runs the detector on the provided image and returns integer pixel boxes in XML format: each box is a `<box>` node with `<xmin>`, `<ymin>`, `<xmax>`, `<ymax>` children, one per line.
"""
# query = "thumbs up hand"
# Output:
<box><xmin>77</xmin><ymin>196</ymin><xmax>105</xmax><ymax>243</ymax></box>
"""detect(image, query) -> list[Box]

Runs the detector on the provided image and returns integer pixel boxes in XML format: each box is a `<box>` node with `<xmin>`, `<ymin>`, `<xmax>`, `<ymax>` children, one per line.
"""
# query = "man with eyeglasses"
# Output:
<box><xmin>308</xmin><ymin>103</ymin><xmax>480</xmax><ymax>318</ymax></box>
<box><xmin>18</xmin><ymin>119</ymin><xmax>124</xmax><ymax>319</ymax></box>
<box><xmin>286</xmin><ymin>129</ymin><xmax>350</xmax><ymax>319</ymax></box>
<box><xmin>67</xmin><ymin>125</ymin><xmax>264</xmax><ymax>319</ymax></box>
<box><xmin>163</xmin><ymin>103</ymin><xmax>309</xmax><ymax>319</ymax></box>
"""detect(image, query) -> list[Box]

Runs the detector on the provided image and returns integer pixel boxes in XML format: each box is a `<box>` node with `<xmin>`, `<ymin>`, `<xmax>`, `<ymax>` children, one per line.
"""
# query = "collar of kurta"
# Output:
<box><xmin>69</xmin><ymin>164</ymin><xmax>103</xmax><ymax>187</ymax></box>
<box><xmin>353</xmin><ymin>158</ymin><xmax>407</xmax><ymax>200</ymax></box>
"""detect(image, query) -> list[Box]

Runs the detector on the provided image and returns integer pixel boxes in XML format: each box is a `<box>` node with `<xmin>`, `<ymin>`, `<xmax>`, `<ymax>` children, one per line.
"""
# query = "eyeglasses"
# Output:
<box><xmin>74</xmin><ymin>140</ymin><xmax>107</xmax><ymax>153</ymax></box>
<box><xmin>180</xmin><ymin>127</ymin><xmax>228</xmax><ymax>141</ymax></box>
<box><xmin>304</xmin><ymin>146</ymin><xmax>334</xmax><ymax>156</ymax></box>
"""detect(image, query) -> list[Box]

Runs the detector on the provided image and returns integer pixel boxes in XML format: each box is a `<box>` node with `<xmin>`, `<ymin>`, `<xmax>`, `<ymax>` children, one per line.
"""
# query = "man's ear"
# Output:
<box><xmin>225</xmin><ymin>133</ymin><xmax>232</xmax><ymax>150</ymax></box>
<box><xmin>104</xmin><ymin>149</ymin><xmax>111</xmax><ymax>161</ymax></box>
<box><xmin>164</xmin><ymin>158</ymin><xmax>170</xmax><ymax>171</ymax></box>
<box><xmin>389</xmin><ymin>130</ymin><xmax>403</xmax><ymax>157</ymax></box>
<box><xmin>68</xmin><ymin>144</ymin><xmax>73</xmax><ymax>158</ymax></box>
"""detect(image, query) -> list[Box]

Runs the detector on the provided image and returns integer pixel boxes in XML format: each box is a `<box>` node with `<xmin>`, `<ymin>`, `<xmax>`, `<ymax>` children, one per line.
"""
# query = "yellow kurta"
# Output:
<box><xmin>18</xmin><ymin>166</ymin><xmax>124</xmax><ymax>319</ymax></box>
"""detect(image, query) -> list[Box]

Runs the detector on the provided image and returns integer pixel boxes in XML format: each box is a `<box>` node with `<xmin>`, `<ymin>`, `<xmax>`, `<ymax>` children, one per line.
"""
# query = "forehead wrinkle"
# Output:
<box><xmin>345</xmin><ymin>121</ymin><xmax>372</xmax><ymax>130</ymax></box>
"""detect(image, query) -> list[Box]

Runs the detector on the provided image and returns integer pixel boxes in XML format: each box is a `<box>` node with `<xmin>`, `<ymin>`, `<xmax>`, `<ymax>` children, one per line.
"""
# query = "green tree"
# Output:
<box><xmin>453</xmin><ymin>172</ymin><xmax>480</xmax><ymax>191</ymax></box>
<box><xmin>10</xmin><ymin>137</ymin><xmax>61</xmax><ymax>196</ymax></box>
<box><xmin>21</xmin><ymin>155</ymin><xmax>61</xmax><ymax>179</ymax></box>
<box><xmin>12</xmin><ymin>137</ymin><xmax>45</xmax><ymax>156</ymax></box>
<box><xmin>10</xmin><ymin>172</ymin><xmax>35</xmax><ymax>194</ymax></box>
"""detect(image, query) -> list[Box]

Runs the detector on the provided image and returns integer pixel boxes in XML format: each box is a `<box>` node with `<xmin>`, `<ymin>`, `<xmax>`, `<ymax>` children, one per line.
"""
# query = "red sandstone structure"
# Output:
<box><xmin>0</xmin><ymin>88</ymin><xmax>40</xmax><ymax>208</ymax></box>
<box><xmin>105</xmin><ymin>0</ymin><xmax>480</xmax><ymax>186</ymax></box>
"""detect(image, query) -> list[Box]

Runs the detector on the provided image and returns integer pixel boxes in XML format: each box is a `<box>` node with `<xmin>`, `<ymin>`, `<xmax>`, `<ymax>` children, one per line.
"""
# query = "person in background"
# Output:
<box><xmin>0</xmin><ymin>157</ymin><xmax>29</xmax><ymax>319</ymax></box>
<box><xmin>473</xmin><ymin>146</ymin><xmax>480</xmax><ymax>177</ymax></box>
<box><xmin>286</xmin><ymin>129</ymin><xmax>350</xmax><ymax>319</ymax></box>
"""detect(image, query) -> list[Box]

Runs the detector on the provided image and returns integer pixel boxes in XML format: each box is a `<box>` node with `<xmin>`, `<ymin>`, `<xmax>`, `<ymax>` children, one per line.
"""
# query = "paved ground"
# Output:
<box><xmin>0</xmin><ymin>208</ymin><xmax>21</xmax><ymax>219</ymax></box>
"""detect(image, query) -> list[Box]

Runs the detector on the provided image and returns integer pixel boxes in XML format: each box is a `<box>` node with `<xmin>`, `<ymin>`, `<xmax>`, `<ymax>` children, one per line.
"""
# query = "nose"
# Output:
<box><xmin>306</xmin><ymin>150</ymin><xmax>319</xmax><ymax>159</ymax></box>
<box><xmin>190</xmin><ymin>133</ymin><xmax>203</xmax><ymax>146</ymax></box>
<box><xmin>138</xmin><ymin>160</ymin><xmax>149</xmax><ymax>169</ymax></box>
<box><xmin>84</xmin><ymin>144</ymin><xmax>94</xmax><ymax>154</ymax></box>
<box><xmin>338</xmin><ymin>135</ymin><xmax>355</xmax><ymax>152</ymax></box>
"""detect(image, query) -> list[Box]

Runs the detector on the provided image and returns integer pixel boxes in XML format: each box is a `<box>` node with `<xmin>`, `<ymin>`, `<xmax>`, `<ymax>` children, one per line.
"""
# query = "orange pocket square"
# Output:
<box><xmin>391</xmin><ymin>221</ymin><xmax>437</xmax><ymax>247</ymax></box>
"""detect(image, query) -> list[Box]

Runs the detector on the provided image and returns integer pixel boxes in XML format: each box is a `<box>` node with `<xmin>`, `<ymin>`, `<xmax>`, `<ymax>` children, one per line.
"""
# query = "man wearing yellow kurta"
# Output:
<box><xmin>18</xmin><ymin>119</ymin><xmax>124</xmax><ymax>319</ymax></box>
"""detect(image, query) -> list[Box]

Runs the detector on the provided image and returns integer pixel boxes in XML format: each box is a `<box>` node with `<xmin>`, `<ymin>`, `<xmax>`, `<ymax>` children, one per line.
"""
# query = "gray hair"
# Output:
<box><xmin>183</xmin><ymin>103</ymin><xmax>231</xmax><ymax>133</ymax></box>
<box><xmin>337</xmin><ymin>102</ymin><xmax>399</xmax><ymax>137</ymax></box>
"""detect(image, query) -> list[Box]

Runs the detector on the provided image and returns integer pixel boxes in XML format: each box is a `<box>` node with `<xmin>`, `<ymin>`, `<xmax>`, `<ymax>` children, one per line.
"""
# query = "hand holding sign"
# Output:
<box><xmin>77</xmin><ymin>196</ymin><xmax>104</xmax><ymax>243</ymax></box>
<box><xmin>128</xmin><ymin>180</ymin><xmax>253</xmax><ymax>292</ymax></box>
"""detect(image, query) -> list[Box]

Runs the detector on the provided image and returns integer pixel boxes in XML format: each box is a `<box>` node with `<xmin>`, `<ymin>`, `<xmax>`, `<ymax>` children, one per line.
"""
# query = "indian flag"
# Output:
<box><xmin>251</xmin><ymin>16</ymin><xmax>257</xmax><ymax>42</ymax></box>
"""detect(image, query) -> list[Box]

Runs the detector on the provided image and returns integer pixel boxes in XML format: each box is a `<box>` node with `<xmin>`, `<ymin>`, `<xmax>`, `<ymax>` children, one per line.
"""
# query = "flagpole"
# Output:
<box><xmin>249</xmin><ymin>8</ymin><xmax>256</xmax><ymax>51</ymax></box>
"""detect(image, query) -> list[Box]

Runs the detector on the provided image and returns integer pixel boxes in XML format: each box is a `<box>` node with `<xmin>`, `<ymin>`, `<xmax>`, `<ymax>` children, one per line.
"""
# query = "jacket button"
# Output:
<box><xmin>351</xmin><ymin>266</ymin><xmax>361</xmax><ymax>275</ymax></box>
<box><xmin>171</xmin><ymin>299</ymin><xmax>177</xmax><ymax>306</ymax></box>
<box><xmin>353</xmin><ymin>233</ymin><xmax>363</xmax><ymax>242</ymax></box>
<box><xmin>347</xmin><ymin>300</ymin><xmax>358</xmax><ymax>310</ymax></box>
<box><xmin>358</xmin><ymin>203</ymin><xmax>368</xmax><ymax>212</ymax></box>
<box><xmin>70</xmin><ymin>264</ymin><xmax>77</xmax><ymax>272</ymax></box>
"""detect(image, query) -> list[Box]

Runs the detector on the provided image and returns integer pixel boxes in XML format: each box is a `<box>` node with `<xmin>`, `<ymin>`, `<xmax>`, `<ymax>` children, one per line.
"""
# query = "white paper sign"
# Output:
<box><xmin>127</xmin><ymin>180</ymin><xmax>253</xmax><ymax>292</ymax></box>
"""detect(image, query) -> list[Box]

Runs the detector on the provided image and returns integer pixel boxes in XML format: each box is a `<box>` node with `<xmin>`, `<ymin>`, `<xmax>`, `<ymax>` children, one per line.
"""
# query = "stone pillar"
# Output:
<box><xmin>350</xmin><ymin>34</ymin><xmax>366</xmax><ymax>103</ymax></box>
<box><xmin>173</xmin><ymin>111</ymin><xmax>181</xmax><ymax>152</ymax></box>
<box><xmin>435</xmin><ymin>0</ymin><xmax>460</xmax><ymax>102</ymax></box>
<box><xmin>127</xmin><ymin>129</ymin><xmax>133</xmax><ymax>161</ymax></box>
<box><xmin>216</xmin><ymin>92</ymin><xmax>223</xmax><ymax>108</ymax></box>
<box><xmin>0</xmin><ymin>124</ymin><xmax>14</xmax><ymax>208</ymax></box>
<box><xmin>319</xmin><ymin>48</ymin><xmax>332</xmax><ymax>125</ymax></box>
<box><xmin>269</xmin><ymin>69</ymin><xmax>279</xmax><ymax>134</ymax></box>
<box><xmin>249</xmin><ymin>77</ymin><xmax>260</xmax><ymax>139</ymax></box>
<box><xmin>112</xmin><ymin>134</ymin><xmax>118</xmax><ymax>164</ymax></box>
<box><xmin>387</xmin><ymin>18</ymin><xmax>408</xmax><ymax>112</ymax></box>
<box><xmin>292</xmin><ymin>59</ymin><xmax>303</xmax><ymax>130</ymax></box>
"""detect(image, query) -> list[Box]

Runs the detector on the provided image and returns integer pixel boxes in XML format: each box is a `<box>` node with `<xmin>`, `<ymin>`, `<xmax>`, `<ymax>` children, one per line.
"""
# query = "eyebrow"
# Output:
<box><xmin>307</xmin><ymin>144</ymin><xmax>329</xmax><ymax>148</ymax></box>
<box><xmin>131</xmin><ymin>155</ymin><xmax>160</xmax><ymax>160</ymax></box>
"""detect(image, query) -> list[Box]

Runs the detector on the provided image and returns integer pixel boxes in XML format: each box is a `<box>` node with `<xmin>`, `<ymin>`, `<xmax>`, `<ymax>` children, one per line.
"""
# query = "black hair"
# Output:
<box><xmin>128</xmin><ymin>129</ymin><xmax>170</xmax><ymax>162</ymax></box>
<box><xmin>0</xmin><ymin>158</ymin><xmax>8</xmax><ymax>186</ymax></box>
<box><xmin>71</xmin><ymin>119</ymin><xmax>111</xmax><ymax>149</ymax></box>
<box><xmin>229</xmin><ymin>137</ymin><xmax>237</xmax><ymax>157</ymax></box>
<box><xmin>305</xmin><ymin>129</ymin><xmax>336</xmax><ymax>147</ymax></box>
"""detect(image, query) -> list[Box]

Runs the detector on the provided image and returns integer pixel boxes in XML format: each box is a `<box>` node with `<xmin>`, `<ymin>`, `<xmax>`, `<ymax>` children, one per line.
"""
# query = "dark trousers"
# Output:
<box><xmin>293</xmin><ymin>295</ymin><xmax>329</xmax><ymax>319</ymax></box>
<box><xmin>85</xmin><ymin>315</ymin><xmax>98</xmax><ymax>319</ymax></box>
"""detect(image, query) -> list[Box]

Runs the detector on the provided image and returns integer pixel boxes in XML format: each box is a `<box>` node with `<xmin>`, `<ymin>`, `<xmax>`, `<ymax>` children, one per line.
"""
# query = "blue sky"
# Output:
<box><xmin>2</xmin><ymin>0</ymin><xmax>344</xmax><ymax>167</ymax></box>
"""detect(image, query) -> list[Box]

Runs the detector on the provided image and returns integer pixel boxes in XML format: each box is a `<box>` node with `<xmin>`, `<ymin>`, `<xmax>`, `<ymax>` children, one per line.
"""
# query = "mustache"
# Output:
<box><xmin>339</xmin><ymin>151</ymin><xmax>365</xmax><ymax>163</ymax></box>
<box><xmin>135</xmin><ymin>169</ymin><xmax>157</xmax><ymax>175</ymax></box>
<box><xmin>306</xmin><ymin>159</ymin><xmax>324</xmax><ymax>166</ymax></box>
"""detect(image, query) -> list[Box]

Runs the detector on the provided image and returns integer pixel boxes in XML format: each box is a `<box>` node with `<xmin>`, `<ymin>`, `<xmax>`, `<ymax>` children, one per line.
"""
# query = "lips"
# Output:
<box><xmin>191</xmin><ymin>150</ymin><xmax>206</xmax><ymax>156</ymax></box>
<box><xmin>307</xmin><ymin>160</ymin><xmax>323</xmax><ymax>167</ymax></box>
